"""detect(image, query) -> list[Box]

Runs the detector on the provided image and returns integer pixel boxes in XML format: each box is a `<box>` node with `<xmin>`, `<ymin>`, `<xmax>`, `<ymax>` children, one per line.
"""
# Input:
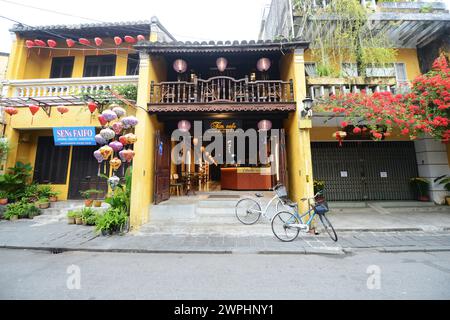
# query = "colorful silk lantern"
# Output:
<box><xmin>56</xmin><ymin>106</ymin><xmax>69</xmax><ymax>116</ymax></box>
<box><xmin>122</xmin><ymin>149</ymin><xmax>135</xmax><ymax>163</ymax></box>
<box><xmin>28</xmin><ymin>104</ymin><xmax>40</xmax><ymax>124</ymax></box>
<box><xmin>178</xmin><ymin>120</ymin><xmax>191</xmax><ymax>132</ymax></box>
<box><xmin>100</xmin><ymin>128</ymin><xmax>115</xmax><ymax>141</ymax></box>
<box><xmin>101</xmin><ymin>109</ymin><xmax>118</xmax><ymax>123</ymax></box>
<box><xmin>98</xmin><ymin>115</ymin><xmax>107</xmax><ymax>127</ymax></box>
<box><xmin>124</xmin><ymin>133</ymin><xmax>137</xmax><ymax>144</ymax></box>
<box><xmin>112</xmin><ymin>122</ymin><xmax>123</xmax><ymax>135</ymax></box>
<box><xmin>112</xmin><ymin>105</ymin><xmax>126</xmax><ymax>118</ymax></box>
<box><xmin>99</xmin><ymin>145</ymin><xmax>113</xmax><ymax>160</ymax></box>
<box><xmin>95</xmin><ymin>134</ymin><xmax>107</xmax><ymax>145</ymax></box>
<box><xmin>93</xmin><ymin>150</ymin><xmax>104</xmax><ymax>176</ymax></box>
<box><xmin>108</xmin><ymin>175</ymin><xmax>120</xmax><ymax>190</ymax></box>
<box><xmin>119</xmin><ymin>135</ymin><xmax>128</xmax><ymax>146</ymax></box>
<box><xmin>109</xmin><ymin>157</ymin><xmax>122</xmax><ymax>171</ymax></box>
<box><xmin>333</xmin><ymin>131</ymin><xmax>347</xmax><ymax>147</ymax></box>
<box><xmin>216</xmin><ymin>57</ymin><xmax>228</xmax><ymax>72</ymax></box>
<box><xmin>137</xmin><ymin>35</ymin><xmax>145</xmax><ymax>42</ymax></box>
<box><xmin>256</xmin><ymin>57</ymin><xmax>271</xmax><ymax>72</ymax></box>
<box><xmin>109</xmin><ymin>141</ymin><xmax>124</xmax><ymax>153</ymax></box>
<box><xmin>173</xmin><ymin>59</ymin><xmax>187</xmax><ymax>73</ymax></box>
<box><xmin>122</xmin><ymin>116</ymin><xmax>138</xmax><ymax>129</ymax></box>
<box><xmin>119</xmin><ymin>149</ymin><xmax>127</xmax><ymax>162</ymax></box>
<box><xmin>257</xmin><ymin>119</ymin><xmax>272</xmax><ymax>131</ymax></box>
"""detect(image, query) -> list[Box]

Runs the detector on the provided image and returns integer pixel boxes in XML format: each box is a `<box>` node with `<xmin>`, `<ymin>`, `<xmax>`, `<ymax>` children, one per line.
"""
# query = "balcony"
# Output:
<box><xmin>148</xmin><ymin>76</ymin><xmax>296</xmax><ymax>113</ymax></box>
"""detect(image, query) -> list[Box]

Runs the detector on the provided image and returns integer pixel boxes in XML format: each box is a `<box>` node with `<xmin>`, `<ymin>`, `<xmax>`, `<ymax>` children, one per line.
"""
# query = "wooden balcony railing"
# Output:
<box><xmin>150</xmin><ymin>76</ymin><xmax>294</xmax><ymax>104</ymax></box>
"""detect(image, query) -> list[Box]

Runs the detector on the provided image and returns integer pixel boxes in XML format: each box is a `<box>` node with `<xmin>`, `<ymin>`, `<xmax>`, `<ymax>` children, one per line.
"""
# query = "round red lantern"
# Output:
<box><xmin>94</xmin><ymin>37</ymin><xmax>103</xmax><ymax>46</ymax></box>
<box><xmin>4</xmin><ymin>107</ymin><xmax>18</xmax><ymax>124</ymax></box>
<box><xmin>173</xmin><ymin>59</ymin><xmax>187</xmax><ymax>73</ymax></box>
<box><xmin>98</xmin><ymin>115</ymin><xmax>107</xmax><ymax>127</ymax></box>
<box><xmin>178</xmin><ymin>120</ymin><xmax>191</xmax><ymax>132</ymax></box>
<box><xmin>79</xmin><ymin>38</ymin><xmax>91</xmax><ymax>46</ymax></box>
<box><xmin>66</xmin><ymin>39</ymin><xmax>75</xmax><ymax>47</ymax></box>
<box><xmin>28</xmin><ymin>104</ymin><xmax>40</xmax><ymax>124</ymax></box>
<box><xmin>258</xmin><ymin>119</ymin><xmax>272</xmax><ymax>131</ymax></box>
<box><xmin>25</xmin><ymin>40</ymin><xmax>34</xmax><ymax>48</ymax></box>
<box><xmin>256</xmin><ymin>57</ymin><xmax>271</xmax><ymax>72</ymax></box>
<box><xmin>57</xmin><ymin>106</ymin><xmax>69</xmax><ymax>116</ymax></box>
<box><xmin>124</xmin><ymin>36</ymin><xmax>136</xmax><ymax>44</ymax></box>
<box><xmin>216</xmin><ymin>57</ymin><xmax>228</xmax><ymax>72</ymax></box>
<box><xmin>87</xmin><ymin>101</ymin><xmax>98</xmax><ymax>114</ymax></box>
<box><xmin>34</xmin><ymin>39</ymin><xmax>46</xmax><ymax>47</ymax></box>
<box><xmin>47</xmin><ymin>39</ymin><xmax>57</xmax><ymax>48</ymax></box>
<box><xmin>114</xmin><ymin>36</ymin><xmax>122</xmax><ymax>46</ymax></box>
<box><xmin>137</xmin><ymin>35</ymin><xmax>145</xmax><ymax>42</ymax></box>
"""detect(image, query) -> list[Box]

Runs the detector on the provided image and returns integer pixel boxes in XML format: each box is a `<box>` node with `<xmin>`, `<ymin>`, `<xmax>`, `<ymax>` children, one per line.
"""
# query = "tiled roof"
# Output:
<box><xmin>135</xmin><ymin>38</ymin><xmax>309</xmax><ymax>53</ymax></box>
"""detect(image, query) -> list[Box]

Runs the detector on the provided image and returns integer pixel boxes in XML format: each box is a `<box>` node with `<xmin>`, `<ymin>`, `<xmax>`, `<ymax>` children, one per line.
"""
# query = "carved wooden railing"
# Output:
<box><xmin>150</xmin><ymin>76</ymin><xmax>294</xmax><ymax>104</ymax></box>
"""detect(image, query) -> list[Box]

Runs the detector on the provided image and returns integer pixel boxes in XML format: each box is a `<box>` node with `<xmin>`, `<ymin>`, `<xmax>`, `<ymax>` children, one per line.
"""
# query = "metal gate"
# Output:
<box><xmin>311</xmin><ymin>141</ymin><xmax>418</xmax><ymax>201</ymax></box>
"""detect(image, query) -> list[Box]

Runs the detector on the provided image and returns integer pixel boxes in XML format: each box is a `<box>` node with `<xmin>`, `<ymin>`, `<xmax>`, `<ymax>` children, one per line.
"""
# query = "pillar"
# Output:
<box><xmin>287</xmin><ymin>48</ymin><xmax>314</xmax><ymax>212</ymax></box>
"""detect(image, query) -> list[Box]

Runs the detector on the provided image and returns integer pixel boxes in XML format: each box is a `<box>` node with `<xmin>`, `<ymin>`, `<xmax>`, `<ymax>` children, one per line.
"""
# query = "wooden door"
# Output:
<box><xmin>68</xmin><ymin>146</ymin><xmax>109</xmax><ymax>199</ymax></box>
<box><xmin>278</xmin><ymin>128</ymin><xmax>288</xmax><ymax>191</ymax></box>
<box><xmin>154</xmin><ymin>130</ymin><xmax>171</xmax><ymax>204</ymax></box>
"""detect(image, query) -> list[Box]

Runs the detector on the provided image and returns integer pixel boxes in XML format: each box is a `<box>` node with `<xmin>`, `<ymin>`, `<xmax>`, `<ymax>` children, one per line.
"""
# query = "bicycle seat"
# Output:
<box><xmin>255</xmin><ymin>193</ymin><xmax>264</xmax><ymax>198</ymax></box>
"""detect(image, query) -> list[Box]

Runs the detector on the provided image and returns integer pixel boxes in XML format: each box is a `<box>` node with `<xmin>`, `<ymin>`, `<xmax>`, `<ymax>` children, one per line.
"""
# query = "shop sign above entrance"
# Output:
<box><xmin>53</xmin><ymin>127</ymin><xmax>96</xmax><ymax>146</ymax></box>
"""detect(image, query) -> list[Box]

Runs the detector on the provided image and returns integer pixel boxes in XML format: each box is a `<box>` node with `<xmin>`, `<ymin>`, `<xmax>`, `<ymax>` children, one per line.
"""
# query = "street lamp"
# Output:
<box><xmin>301</xmin><ymin>97</ymin><xmax>314</xmax><ymax>117</ymax></box>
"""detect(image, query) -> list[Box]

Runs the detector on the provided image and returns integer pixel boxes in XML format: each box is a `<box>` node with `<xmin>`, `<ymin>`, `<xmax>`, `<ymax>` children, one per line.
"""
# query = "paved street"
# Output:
<box><xmin>1</xmin><ymin>249</ymin><xmax>449</xmax><ymax>299</ymax></box>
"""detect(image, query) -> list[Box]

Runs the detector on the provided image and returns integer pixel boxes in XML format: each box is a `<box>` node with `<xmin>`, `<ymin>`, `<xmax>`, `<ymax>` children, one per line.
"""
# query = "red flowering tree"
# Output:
<box><xmin>318</xmin><ymin>55</ymin><xmax>450</xmax><ymax>143</ymax></box>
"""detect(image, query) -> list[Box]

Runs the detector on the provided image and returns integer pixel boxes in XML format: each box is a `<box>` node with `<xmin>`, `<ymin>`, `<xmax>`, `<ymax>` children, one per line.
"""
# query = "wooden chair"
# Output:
<box><xmin>169</xmin><ymin>173</ymin><xmax>184</xmax><ymax>196</ymax></box>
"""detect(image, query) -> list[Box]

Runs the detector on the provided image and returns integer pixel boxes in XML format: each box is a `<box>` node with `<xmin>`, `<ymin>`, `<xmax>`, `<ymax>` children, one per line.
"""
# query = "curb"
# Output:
<box><xmin>377</xmin><ymin>246</ymin><xmax>450</xmax><ymax>253</ymax></box>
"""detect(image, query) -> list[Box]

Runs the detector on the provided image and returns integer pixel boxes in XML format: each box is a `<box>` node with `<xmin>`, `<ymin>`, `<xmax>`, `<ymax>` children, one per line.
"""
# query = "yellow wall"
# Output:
<box><xmin>8</xmin><ymin>37</ymin><xmax>135</xmax><ymax>80</ymax></box>
<box><xmin>0</xmin><ymin>54</ymin><xmax>8</xmax><ymax>80</ymax></box>
<box><xmin>304</xmin><ymin>48</ymin><xmax>421</xmax><ymax>81</ymax></box>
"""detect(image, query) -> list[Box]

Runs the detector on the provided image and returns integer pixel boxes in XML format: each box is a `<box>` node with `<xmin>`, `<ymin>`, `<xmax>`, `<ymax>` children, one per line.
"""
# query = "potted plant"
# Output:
<box><xmin>67</xmin><ymin>210</ymin><xmax>77</xmax><ymax>224</ymax></box>
<box><xmin>81</xmin><ymin>207</ymin><xmax>97</xmax><ymax>226</ymax></box>
<box><xmin>434</xmin><ymin>175</ymin><xmax>450</xmax><ymax>205</ymax></box>
<box><xmin>48</xmin><ymin>190</ymin><xmax>60</xmax><ymax>202</ymax></box>
<box><xmin>3</xmin><ymin>202</ymin><xmax>25</xmax><ymax>221</ymax></box>
<box><xmin>80</xmin><ymin>189</ymin><xmax>102</xmax><ymax>207</ymax></box>
<box><xmin>75</xmin><ymin>212</ymin><xmax>83</xmax><ymax>225</ymax></box>
<box><xmin>0</xmin><ymin>191</ymin><xmax>9</xmax><ymax>205</ymax></box>
<box><xmin>26</xmin><ymin>204</ymin><xmax>41</xmax><ymax>219</ymax></box>
<box><xmin>36</xmin><ymin>197</ymin><xmax>50</xmax><ymax>209</ymax></box>
<box><xmin>410</xmin><ymin>177</ymin><xmax>430</xmax><ymax>201</ymax></box>
<box><xmin>93</xmin><ymin>190</ymin><xmax>104</xmax><ymax>207</ymax></box>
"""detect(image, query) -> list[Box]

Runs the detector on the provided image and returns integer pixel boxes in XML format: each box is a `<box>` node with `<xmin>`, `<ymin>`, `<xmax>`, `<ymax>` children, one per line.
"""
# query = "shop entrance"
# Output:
<box><xmin>68</xmin><ymin>146</ymin><xmax>109</xmax><ymax>199</ymax></box>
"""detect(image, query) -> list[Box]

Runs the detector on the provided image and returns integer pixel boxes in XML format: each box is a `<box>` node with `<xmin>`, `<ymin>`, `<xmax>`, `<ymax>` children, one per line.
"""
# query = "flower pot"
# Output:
<box><xmin>49</xmin><ymin>196</ymin><xmax>58</xmax><ymax>202</ymax></box>
<box><xmin>84</xmin><ymin>199</ymin><xmax>93</xmax><ymax>207</ymax></box>
<box><xmin>67</xmin><ymin>217</ymin><xmax>75</xmax><ymax>224</ymax></box>
<box><xmin>93</xmin><ymin>200</ymin><xmax>102</xmax><ymax>207</ymax></box>
<box><xmin>82</xmin><ymin>219</ymin><xmax>88</xmax><ymax>226</ymax></box>
<box><xmin>446</xmin><ymin>196</ymin><xmax>450</xmax><ymax>206</ymax></box>
<box><xmin>75</xmin><ymin>217</ymin><xmax>83</xmax><ymax>225</ymax></box>
<box><xmin>38</xmin><ymin>202</ymin><xmax>50</xmax><ymax>209</ymax></box>
<box><xmin>10</xmin><ymin>215</ymin><xmax>18</xmax><ymax>221</ymax></box>
<box><xmin>0</xmin><ymin>198</ymin><xmax>8</xmax><ymax>205</ymax></box>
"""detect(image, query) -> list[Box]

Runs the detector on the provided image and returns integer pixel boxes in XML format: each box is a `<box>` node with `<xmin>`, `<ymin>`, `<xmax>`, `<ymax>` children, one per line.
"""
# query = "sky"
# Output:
<box><xmin>0</xmin><ymin>0</ymin><xmax>271</xmax><ymax>53</ymax></box>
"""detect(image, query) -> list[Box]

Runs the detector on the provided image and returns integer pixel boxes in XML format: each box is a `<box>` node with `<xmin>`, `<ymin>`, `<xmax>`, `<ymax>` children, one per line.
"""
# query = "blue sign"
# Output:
<box><xmin>53</xmin><ymin>127</ymin><xmax>96</xmax><ymax>146</ymax></box>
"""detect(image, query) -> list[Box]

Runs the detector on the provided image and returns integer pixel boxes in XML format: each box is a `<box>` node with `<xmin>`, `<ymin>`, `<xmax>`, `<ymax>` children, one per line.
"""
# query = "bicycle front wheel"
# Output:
<box><xmin>271</xmin><ymin>211</ymin><xmax>300</xmax><ymax>242</ymax></box>
<box><xmin>318</xmin><ymin>214</ymin><xmax>338</xmax><ymax>242</ymax></box>
<box><xmin>235</xmin><ymin>198</ymin><xmax>261</xmax><ymax>225</ymax></box>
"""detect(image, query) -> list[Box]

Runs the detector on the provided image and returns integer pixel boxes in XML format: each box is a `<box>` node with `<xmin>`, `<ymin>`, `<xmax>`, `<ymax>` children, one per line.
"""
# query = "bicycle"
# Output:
<box><xmin>271</xmin><ymin>192</ymin><xmax>338</xmax><ymax>242</ymax></box>
<box><xmin>235</xmin><ymin>184</ymin><xmax>295</xmax><ymax>225</ymax></box>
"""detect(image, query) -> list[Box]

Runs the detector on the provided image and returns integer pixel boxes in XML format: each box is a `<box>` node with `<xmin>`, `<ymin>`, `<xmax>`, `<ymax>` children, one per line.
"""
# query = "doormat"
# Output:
<box><xmin>207</xmin><ymin>195</ymin><xmax>241</xmax><ymax>199</ymax></box>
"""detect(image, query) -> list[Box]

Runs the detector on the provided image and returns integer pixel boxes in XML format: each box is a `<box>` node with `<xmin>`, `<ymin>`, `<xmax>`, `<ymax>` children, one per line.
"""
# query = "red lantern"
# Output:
<box><xmin>114</xmin><ymin>36</ymin><xmax>122</xmax><ymax>46</ymax></box>
<box><xmin>173</xmin><ymin>59</ymin><xmax>187</xmax><ymax>73</ymax></box>
<box><xmin>88</xmin><ymin>101</ymin><xmax>98</xmax><ymax>114</ymax></box>
<box><xmin>137</xmin><ymin>35</ymin><xmax>145</xmax><ymax>42</ymax></box>
<box><xmin>25</xmin><ymin>40</ymin><xmax>34</xmax><ymax>48</ymax></box>
<box><xmin>66</xmin><ymin>39</ymin><xmax>75</xmax><ymax>47</ymax></box>
<box><xmin>216</xmin><ymin>57</ymin><xmax>228</xmax><ymax>72</ymax></box>
<box><xmin>94</xmin><ymin>37</ymin><xmax>103</xmax><ymax>55</ymax></box>
<box><xmin>57</xmin><ymin>106</ymin><xmax>69</xmax><ymax>116</ymax></box>
<box><xmin>124</xmin><ymin>36</ymin><xmax>136</xmax><ymax>44</ymax></box>
<box><xmin>47</xmin><ymin>39</ymin><xmax>57</xmax><ymax>48</ymax></box>
<box><xmin>4</xmin><ymin>107</ymin><xmax>18</xmax><ymax>124</ymax></box>
<box><xmin>79</xmin><ymin>38</ymin><xmax>91</xmax><ymax>46</ymax></box>
<box><xmin>257</xmin><ymin>119</ymin><xmax>272</xmax><ymax>131</ymax></box>
<box><xmin>34</xmin><ymin>39</ymin><xmax>46</xmax><ymax>47</ymax></box>
<box><xmin>333</xmin><ymin>131</ymin><xmax>347</xmax><ymax>147</ymax></box>
<box><xmin>29</xmin><ymin>104</ymin><xmax>40</xmax><ymax>124</ymax></box>
<box><xmin>256</xmin><ymin>57</ymin><xmax>271</xmax><ymax>72</ymax></box>
<box><xmin>98</xmin><ymin>115</ymin><xmax>108</xmax><ymax>127</ymax></box>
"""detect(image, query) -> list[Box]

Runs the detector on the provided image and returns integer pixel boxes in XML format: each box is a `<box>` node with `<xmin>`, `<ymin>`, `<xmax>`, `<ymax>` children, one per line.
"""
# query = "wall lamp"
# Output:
<box><xmin>301</xmin><ymin>97</ymin><xmax>314</xmax><ymax>118</ymax></box>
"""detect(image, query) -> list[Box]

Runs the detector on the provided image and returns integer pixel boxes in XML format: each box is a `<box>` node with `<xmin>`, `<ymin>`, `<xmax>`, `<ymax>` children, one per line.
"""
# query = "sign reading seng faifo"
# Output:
<box><xmin>53</xmin><ymin>127</ymin><xmax>96</xmax><ymax>146</ymax></box>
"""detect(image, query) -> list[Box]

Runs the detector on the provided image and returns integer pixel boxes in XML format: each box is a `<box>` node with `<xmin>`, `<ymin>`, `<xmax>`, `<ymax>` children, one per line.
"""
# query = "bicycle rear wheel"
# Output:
<box><xmin>271</xmin><ymin>211</ymin><xmax>300</xmax><ymax>242</ymax></box>
<box><xmin>235</xmin><ymin>198</ymin><xmax>261</xmax><ymax>225</ymax></box>
<box><xmin>318</xmin><ymin>214</ymin><xmax>338</xmax><ymax>242</ymax></box>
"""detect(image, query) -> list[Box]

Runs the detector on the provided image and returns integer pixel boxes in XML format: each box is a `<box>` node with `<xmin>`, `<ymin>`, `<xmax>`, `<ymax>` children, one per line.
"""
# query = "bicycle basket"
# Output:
<box><xmin>274</xmin><ymin>185</ymin><xmax>288</xmax><ymax>198</ymax></box>
<box><xmin>314</xmin><ymin>202</ymin><xmax>329</xmax><ymax>215</ymax></box>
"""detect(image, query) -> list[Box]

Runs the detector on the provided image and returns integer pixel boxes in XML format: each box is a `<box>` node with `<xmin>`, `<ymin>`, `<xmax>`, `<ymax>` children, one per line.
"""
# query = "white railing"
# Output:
<box><xmin>3</xmin><ymin>75</ymin><xmax>139</xmax><ymax>98</ymax></box>
<box><xmin>308</xmin><ymin>83</ymin><xmax>409</xmax><ymax>100</ymax></box>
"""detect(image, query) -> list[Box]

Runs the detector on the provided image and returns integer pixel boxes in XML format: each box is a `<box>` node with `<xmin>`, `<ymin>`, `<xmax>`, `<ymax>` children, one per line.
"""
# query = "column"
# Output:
<box><xmin>414</xmin><ymin>137</ymin><xmax>450</xmax><ymax>204</ymax></box>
